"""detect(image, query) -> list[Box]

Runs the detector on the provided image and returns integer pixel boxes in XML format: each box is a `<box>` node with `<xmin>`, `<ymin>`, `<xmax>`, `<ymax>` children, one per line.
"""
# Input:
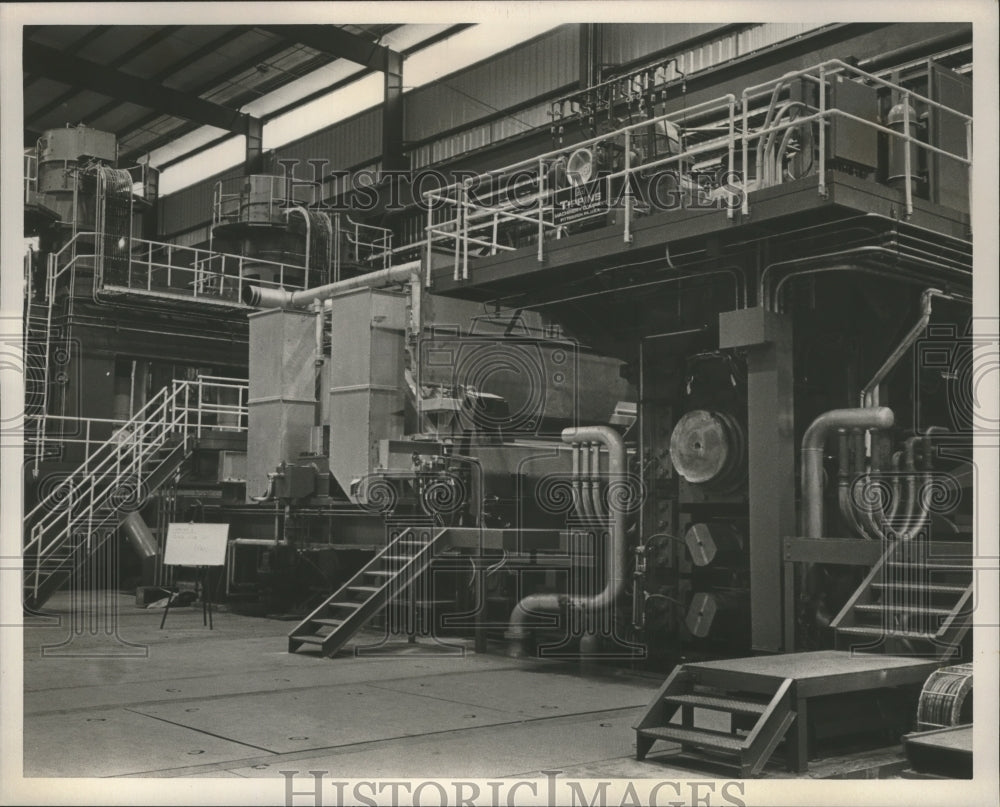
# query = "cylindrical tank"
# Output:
<box><xmin>36</xmin><ymin>126</ymin><xmax>117</xmax><ymax>228</ymax></box>
<box><xmin>886</xmin><ymin>101</ymin><xmax>920</xmax><ymax>193</ymax></box>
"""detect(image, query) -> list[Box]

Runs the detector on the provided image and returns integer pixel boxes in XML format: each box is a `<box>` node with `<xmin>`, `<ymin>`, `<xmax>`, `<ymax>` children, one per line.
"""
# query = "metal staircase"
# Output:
<box><xmin>634</xmin><ymin>666</ymin><xmax>796</xmax><ymax>777</ymax></box>
<box><xmin>23</xmin><ymin>376</ymin><xmax>248</xmax><ymax>611</ymax></box>
<box><xmin>22</xmin><ymin>300</ymin><xmax>51</xmax><ymax>452</ymax></box>
<box><xmin>288</xmin><ymin>527</ymin><xmax>448</xmax><ymax>656</ymax></box>
<box><xmin>831</xmin><ymin>539</ymin><xmax>974</xmax><ymax>659</ymax></box>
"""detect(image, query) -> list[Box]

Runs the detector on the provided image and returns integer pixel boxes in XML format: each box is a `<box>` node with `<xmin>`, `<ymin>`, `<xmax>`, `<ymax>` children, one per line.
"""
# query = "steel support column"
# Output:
<box><xmin>719</xmin><ymin>307</ymin><xmax>795</xmax><ymax>652</ymax></box>
<box><xmin>382</xmin><ymin>49</ymin><xmax>407</xmax><ymax>172</ymax></box>
<box><xmin>579</xmin><ymin>23</ymin><xmax>603</xmax><ymax>89</ymax></box>
<box><xmin>244</xmin><ymin>116</ymin><xmax>265</xmax><ymax>173</ymax></box>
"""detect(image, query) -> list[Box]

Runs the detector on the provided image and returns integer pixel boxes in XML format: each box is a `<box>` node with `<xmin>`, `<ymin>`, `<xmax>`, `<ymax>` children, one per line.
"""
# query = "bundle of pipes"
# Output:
<box><xmin>569</xmin><ymin>441</ymin><xmax>609</xmax><ymax>521</ymax></box>
<box><xmin>836</xmin><ymin>430</ymin><xmax>935</xmax><ymax>541</ymax></box>
<box><xmin>507</xmin><ymin>426</ymin><xmax>627</xmax><ymax>652</ymax></box>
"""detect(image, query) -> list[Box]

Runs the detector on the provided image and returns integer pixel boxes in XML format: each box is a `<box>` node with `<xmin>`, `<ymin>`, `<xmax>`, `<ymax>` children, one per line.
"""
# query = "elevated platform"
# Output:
<box><xmin>636</xmin><ymin>650</ymin><xmax>943</xmax><ymax>776</ymax></box>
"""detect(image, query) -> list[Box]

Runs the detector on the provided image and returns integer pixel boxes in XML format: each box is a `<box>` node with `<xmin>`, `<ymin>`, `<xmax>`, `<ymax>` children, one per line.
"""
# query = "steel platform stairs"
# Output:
<box><xmin>634</xmin><ymin>666</ymin><xmax>796</xmax><ymax>777</ymax></box>
<box><xmin>830</xmin><ymin>539</ymin><xmax>973</xmax><ymax>659</ymax></box>
<box><xmin>288</xmin><ymin>528</ymin><xmax>448</xmax><ymax>657</ymax></box>
<box><xmin>23</xmin><ymin>377</ymin><xmax>246</xmax><ymax>611</ymax></box>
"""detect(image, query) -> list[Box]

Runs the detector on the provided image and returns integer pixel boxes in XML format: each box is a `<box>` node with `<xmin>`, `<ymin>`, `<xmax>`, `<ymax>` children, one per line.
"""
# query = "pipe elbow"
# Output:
<box><xmin>802</xmin><ymin>407</ymin><xmax>894</xmax><ymax>450</ymax></box>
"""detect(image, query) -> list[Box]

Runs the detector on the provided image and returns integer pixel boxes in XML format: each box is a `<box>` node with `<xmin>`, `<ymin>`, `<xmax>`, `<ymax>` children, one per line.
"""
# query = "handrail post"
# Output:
<box><xmin>818</xmin><ymin>64</ymin><xmax>827</xmax><ymax>199</ymax></box>
<box><xmin>741</xmin><ymin>92</ymin><xmax>750</xmax><ymax>216</ymax></box>
<box><xmin>623</xmin><ymin>128</ymin><xmax>633</xmax><ymax>244</ymax></box>
<box><xmin>902</xmin><ymin>92</ymin><xmax>913</xmax><ymax>219</ymax></box>
<box><xmin>965</xmin><ymin>118</ymin><xmax>973</xmax><ymax>221</ymax></box>
<box><xmin>453</xmin><ymin>192</ymin><xmax>462</xmax><ymax>281</ymax></box>
<box><xmin>536</xmin><ymin>158</ymin><xmax>546</xmax><ymax>262</ymax></box>
<box><xmin>727</xmin><ymin>97</ymin><xmax>736</xmax><ymax>221</ymax></box>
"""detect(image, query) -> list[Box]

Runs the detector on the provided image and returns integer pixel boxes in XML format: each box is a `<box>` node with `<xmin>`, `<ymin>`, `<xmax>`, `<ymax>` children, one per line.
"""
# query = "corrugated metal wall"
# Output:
<box><xmin>274</xmin><ymin>107</ymin><xmax>382</xmax><ymax>176</ymax></box>
<box><xmin>405</xmin><ymin>26</ymin><xmax>579</xmax><ymax>144</ymax></box>
<box><xmin>601</xmin><ymin>23</ymin><xmax>729</xmax><ymax>67</ymax></box>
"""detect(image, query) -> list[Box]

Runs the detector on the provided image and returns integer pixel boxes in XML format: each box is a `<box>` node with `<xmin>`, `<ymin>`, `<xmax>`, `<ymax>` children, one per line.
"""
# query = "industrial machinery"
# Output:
<box><xmin>22</xmin><ymin>45</ymin><xmax>977</xmax><ymax>778</ymax></box>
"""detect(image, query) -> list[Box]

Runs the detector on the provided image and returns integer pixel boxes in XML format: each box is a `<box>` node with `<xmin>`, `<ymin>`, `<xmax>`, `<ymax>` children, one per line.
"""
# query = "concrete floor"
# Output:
<box><xmin>21</xmin><ymin>591</ymin><xmax>907</xmax><ymax>782</ymax></box>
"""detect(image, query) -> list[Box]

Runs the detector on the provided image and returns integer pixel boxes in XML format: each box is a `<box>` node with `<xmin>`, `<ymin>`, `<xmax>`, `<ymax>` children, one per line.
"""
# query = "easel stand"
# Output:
<box><xmin>159</xmin><ymin>566</ymin><xmax>214</xmax><ymax>630</ymax></box>
<box><xmin>159</xmin><ymin>522</ymin><xmax>229</xmax><ymax>631</ymax></box>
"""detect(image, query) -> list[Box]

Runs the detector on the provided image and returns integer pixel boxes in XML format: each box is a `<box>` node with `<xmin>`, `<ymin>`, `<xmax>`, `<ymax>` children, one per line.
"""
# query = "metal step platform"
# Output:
<box><xmin>635</xmin><ymin>650</ymin><xmax>943</xmax><ymax>777</ymax></box>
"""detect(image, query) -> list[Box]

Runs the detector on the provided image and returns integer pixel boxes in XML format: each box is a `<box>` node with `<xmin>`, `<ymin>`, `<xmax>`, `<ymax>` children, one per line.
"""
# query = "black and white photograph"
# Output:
<box><xmin>1</xmin><ymin>2</ymin><xmax>997</xmax><ymax>805</ymax></box>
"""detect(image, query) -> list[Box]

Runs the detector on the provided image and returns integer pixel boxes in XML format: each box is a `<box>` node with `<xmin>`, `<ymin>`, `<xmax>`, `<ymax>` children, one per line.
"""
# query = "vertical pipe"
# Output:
<box><xmin>902</xmin><ymin>93</ymin><xmax>913</xmax><ymax>218</ymax></box>
<box><xmin>590</xmin><ymin>442</ymin><xmax>606</xmax><ymax>517</ymax></box>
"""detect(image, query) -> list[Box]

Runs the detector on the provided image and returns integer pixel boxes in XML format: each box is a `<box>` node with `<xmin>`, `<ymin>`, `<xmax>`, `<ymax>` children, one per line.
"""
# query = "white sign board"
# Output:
<box><xmin>163</xmin><ymin>523</ymin><xmax>230</xmax><ymax>567</ymax></box>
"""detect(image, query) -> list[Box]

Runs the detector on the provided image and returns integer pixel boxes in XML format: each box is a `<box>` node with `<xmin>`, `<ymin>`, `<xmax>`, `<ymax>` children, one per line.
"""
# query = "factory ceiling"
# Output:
<box><xmin>22</xmin><ymin>23</ymin><xmax>471</xmax><ymax>168</ymax></box>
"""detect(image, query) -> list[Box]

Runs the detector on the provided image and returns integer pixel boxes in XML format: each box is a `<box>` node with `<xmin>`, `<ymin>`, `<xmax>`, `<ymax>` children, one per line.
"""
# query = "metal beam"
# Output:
<box><xmin>152</xmin><ymin>25</ymin><xmax>475</xmax><ymax>175</ymax></box>
<box><xmin>265</xmin><ymin>25</ymin><xmax>397</xmax><ymax>71</ymax></box>
<box><xmin>267</xmin><ymin>25</ymin><xmax>407</xmax><ymax>171</ymax></box>
<box><xmin>23</xmin><ymin>41</ymin><xmax>252</xmax><ymax>134</ymax></box>
<box><xmin>80</xmin><ymin>26</ymin><xmax>254</xmax><ymax>134</ymax></box>
<box><xmin>26</xmin><ymin>27</ymin><xmax>183</xmax><ymax>126</ymax></box>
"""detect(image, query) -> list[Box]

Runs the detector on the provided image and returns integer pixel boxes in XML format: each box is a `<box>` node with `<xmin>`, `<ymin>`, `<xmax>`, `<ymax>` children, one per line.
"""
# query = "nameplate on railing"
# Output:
<box><xmin>163</xmin><ymin>522</ymin><xmax>229</xmax><ymax>567</ymax></box>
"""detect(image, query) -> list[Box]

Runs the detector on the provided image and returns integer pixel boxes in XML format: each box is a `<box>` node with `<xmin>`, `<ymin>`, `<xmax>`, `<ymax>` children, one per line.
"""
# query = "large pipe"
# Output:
<box><xmin>243</xmin><ymin>259</ymin><xmax>421</xmax><ymax>308</ymax></box>
<box><xmin>577</xmin><ymin>440</ymin><xmax>595</xmax><ymax>519</ymax></box>
<box><xmin>801</xmin><ymin>407</ymin><xmax>894</xmax><ymax>538</ymax></box>
<box><xmin>589</xmin><ymin>443</ymin><xmax>606</xmax><ymax>518</ymax></box>
<box><xmin>507</xmin><ymin>426</ymin><xmax>627</xmax><ymax>645</ymax></box>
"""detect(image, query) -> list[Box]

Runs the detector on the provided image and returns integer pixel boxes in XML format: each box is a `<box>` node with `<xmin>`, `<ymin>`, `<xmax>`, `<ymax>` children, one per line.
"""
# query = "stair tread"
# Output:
<box><xmin>837</xmin><ymin>626</ymin><xmax>943</xmax><ymax>639</ymax></box>
<box><xmin>291</xmin><ymin>635</ymin><xmax>327</xmax><ymax>644</ymax></box>
<box><xmin>382</xmin><ymin>555</ymin><xmax>413</xmax><ymax>562</ymax></box>
<box><xmin>312</xmin><ymin>618</ymin><xmax>345</xmax><ymax>626</ymax></box>
<box><xmin>872</xmin><ymin>583</ymin><xmax>969</xmax><ymax>593</ymax></box>
<box><xmin>349</xmin><ymin>585</ymin><xmax>381</xmax><ymax>593</ymax></box>
<box><xmin>637</xmin><ymin>725</ymin><xmax>745</xmax><ymax>752</ymax></box>
<box><xmin>365</xmin><ymin>570</ymin><xmax>395</xmax><ymax>577</ymax></box>
<box><xmin>855</xmin><ymin>604</ymin><xmax>953</xmax><ymax>615</ymax></box>
<box><xmin>664</xmin><ymin>693</ymin><xmax>768</xmax><ymax>715</ymax></box>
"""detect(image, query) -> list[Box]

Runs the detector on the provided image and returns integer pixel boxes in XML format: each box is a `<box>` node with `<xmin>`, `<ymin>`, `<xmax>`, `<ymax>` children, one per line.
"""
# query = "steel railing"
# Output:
<box><xmin>423</xmin><ymin>59</ymin><xmax>972</xmax><ymax>284</ymax></box>
<box><xmin>23</xmin><ymin>376</ymin><xmax>248</xmax><ymax>600</ymax></box>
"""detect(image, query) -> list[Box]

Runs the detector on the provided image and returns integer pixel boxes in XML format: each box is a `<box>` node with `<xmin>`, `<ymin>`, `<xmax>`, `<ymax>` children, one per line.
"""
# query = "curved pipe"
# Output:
<box><xmin>243</xmin><ymin>259</ymin><xmax>421</xmax><ymax>308</ymax></box>
<box><xmin>861</xmin><ymin>288</ymin><xmax>971</xmax><ymax>408</ymax></box>
<box><xmin>801</xmin><ymin>407</ymin><xmax>894</xmax><ymax>538</ymax></box>
<box><xmin>250</xmin><ymin>476</ymin><xmax>278</xmax><ymax>503</ymax></box>
<box><xmin>508</xmin><ymin>426</ymin><xmax>626</xmax><ymax>642</ymax></box>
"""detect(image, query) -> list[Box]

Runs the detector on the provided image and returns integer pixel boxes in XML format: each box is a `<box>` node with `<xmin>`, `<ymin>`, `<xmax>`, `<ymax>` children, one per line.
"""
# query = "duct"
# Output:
<box><xmin>801</xmin><ymin>407</ymin><xmax>894</xmax><ymax>539</ymax></box>
<box><xmin>507</xmin><ymin>426</ymin><xmax>626</xmax><ymax>644</ymax></box>
<box><xmin>243</xmin><ymin>259</ymin><xmax>421</xmax><ymax>309</ymax></box>
<box><xmin>120</xmin><ymin>511</ymin><xmax>157</xmax><ymax>560</ymax></box>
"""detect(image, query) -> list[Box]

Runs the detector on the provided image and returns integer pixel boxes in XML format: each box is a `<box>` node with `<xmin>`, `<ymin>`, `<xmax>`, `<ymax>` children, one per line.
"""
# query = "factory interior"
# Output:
<box><xmin>3</xmin><ymin>10</ymin><xmax>998</xmax><ymax>806</ymax></box>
